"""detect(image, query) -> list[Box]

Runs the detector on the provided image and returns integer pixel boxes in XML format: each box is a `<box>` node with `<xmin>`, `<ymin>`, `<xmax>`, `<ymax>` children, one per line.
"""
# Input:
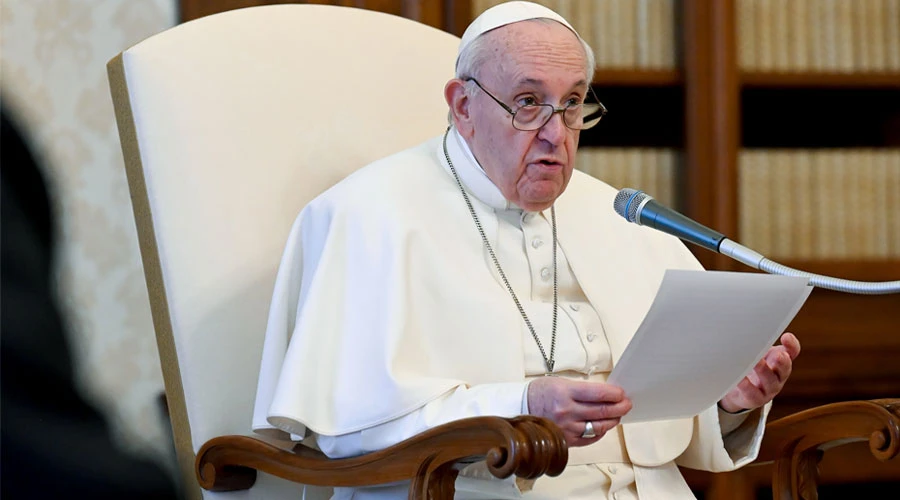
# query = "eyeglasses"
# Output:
<box><xmin>467</xmin><ymin>78</ymin><xmax>607</xmax><ymax>131</ymax></box>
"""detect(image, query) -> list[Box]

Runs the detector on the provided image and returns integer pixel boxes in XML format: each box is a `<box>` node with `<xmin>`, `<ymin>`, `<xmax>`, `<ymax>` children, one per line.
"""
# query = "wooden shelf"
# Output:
<box><xmin>741</xmin><ymin>72</ymin><xmax>900</xmax><ymax>89</ymax></box>
<box><xmin>592</xmin><ymin>69</ymin><xmax>682</xmax><ymax>87</ymax></box>
<box><xmin>593</xmin><ymin>68</ymin><xmax>900</xmax><ymax>90</ymax></box>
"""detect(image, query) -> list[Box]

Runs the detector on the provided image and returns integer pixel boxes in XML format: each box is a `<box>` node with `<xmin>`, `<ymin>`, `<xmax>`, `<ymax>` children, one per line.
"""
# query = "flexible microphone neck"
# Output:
<box><xmin>613</xmin><ymin>188</ymin><xmax>900</xmax><ymax>295</ymax></box>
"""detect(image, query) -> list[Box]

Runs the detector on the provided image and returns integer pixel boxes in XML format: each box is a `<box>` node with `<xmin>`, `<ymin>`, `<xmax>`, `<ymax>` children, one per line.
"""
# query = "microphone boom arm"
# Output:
<box><xmin>614</xmin><ymin>188</ymin><xmax>900</xmax><ymax>295</ymax></box>
<box><xmin>718</xmin><ymin>239</ymin><xmax>900</xmax><ymax>295</ymax></box>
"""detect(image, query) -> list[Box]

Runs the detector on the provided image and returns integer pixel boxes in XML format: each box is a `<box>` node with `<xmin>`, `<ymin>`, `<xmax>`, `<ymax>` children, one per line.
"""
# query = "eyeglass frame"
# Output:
<box><xmin>465</xmin><ymin>78</ymin><xmax>608</xmax><ymax>131</ymax></box>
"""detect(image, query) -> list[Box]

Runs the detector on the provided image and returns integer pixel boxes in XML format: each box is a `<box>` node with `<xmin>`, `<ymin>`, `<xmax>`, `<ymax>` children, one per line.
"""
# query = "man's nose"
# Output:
<box><xmin>537</xmin><ymin>110</ymin><xmax>567</xmax><ymax>145</ymax></box>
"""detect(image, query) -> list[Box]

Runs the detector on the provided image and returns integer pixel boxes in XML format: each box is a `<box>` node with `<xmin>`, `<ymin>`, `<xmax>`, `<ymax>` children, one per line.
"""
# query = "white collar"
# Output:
<box><xmin>438</xmin><ymin>126</ymin><xmax>530</xmax><ymax>213</ymax></box>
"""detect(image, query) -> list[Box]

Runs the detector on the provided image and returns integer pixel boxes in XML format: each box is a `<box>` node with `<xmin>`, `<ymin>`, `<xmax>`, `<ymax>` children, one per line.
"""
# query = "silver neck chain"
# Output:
<box><xmin>442</xmin><ymin>127</ymin><xmax>558</xmax><ymax>373</ymax></box>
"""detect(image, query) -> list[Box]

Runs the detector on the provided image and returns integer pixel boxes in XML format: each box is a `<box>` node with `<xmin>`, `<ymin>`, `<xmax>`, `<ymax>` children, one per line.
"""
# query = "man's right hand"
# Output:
<box><xmin>527</xmin><ymin>376</ymin><xmax>632</xmax><ymax>447</ymax></box>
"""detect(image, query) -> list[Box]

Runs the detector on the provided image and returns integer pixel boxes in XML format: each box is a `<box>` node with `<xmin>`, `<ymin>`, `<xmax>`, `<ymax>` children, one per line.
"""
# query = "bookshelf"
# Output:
<box><xmin>684</xmin><ymin>0</ymin><xmax>900</xmax><ymax>497</ymax></box>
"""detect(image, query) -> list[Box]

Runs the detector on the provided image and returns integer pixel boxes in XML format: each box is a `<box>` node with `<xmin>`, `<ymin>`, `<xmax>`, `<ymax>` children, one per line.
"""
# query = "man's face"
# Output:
<box><xmin>463</xmin><ymin>21</ymin><xmax>588</xmax><ymax>212</ymax></box>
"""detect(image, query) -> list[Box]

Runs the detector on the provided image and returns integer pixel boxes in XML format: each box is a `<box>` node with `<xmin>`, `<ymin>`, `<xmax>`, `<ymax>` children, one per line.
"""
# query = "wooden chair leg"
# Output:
<box><xmin>773</xmin><ymin>446</ymin><xmax>823</xmax><ymax>500</ymax></box>
<box><xmin>409</xmin><ymin>455</ymin><xmax>459</xmax><ymax>500</ymax></box>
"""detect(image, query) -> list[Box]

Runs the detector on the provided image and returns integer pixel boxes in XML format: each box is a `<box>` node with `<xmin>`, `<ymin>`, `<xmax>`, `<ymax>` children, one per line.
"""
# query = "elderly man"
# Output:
<box><xmin>253</xmin><ymin>2</ymin><xmax>800</xmax><ymax>498</ymax></box>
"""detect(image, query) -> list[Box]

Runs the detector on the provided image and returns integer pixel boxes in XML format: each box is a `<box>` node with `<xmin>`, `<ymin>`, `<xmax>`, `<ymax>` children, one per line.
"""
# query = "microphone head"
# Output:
<box><xmin>613</xmin><ymin>188</ymin><xmax>652</xmax><ymax>223</ymax></box>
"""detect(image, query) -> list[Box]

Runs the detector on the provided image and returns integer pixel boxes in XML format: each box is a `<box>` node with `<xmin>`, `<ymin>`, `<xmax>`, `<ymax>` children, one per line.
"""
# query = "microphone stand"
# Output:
<box><xmin>718</xmin><ymin>239</ymin><xmax>900</xmax><ymax>295</ymax></box>
<box><xmin>614</xmin><ymin>187</ymin><xmax>900</xmax><ymax>295</ymax></box>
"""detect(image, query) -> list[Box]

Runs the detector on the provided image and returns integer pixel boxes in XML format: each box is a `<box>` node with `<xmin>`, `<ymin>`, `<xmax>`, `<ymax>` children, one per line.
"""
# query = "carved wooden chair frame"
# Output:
<box><xmin>197</xmin><ymin>399</ymin><xmax>899</xmax><ymax>500</ymax></box>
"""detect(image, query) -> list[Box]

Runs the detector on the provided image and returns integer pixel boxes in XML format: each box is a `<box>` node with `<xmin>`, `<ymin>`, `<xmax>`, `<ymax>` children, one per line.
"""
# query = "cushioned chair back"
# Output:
<box><xmin>108</xmin><ymin>5</ymin><xmax>459</xmax><ymax>498</ymax></box>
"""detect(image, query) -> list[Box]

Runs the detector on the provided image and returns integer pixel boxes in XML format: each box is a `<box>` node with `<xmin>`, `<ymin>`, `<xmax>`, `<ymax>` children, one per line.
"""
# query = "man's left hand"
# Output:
<box><xmin>719</xmin><ymin>332</ymin><xmax>801</xmax><ymax>413</ymax></box>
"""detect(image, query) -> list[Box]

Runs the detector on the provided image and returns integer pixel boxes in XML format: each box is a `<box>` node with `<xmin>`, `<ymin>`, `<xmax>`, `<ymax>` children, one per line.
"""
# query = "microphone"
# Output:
<box><xmin>612</xmin><ymin>187</ymin><xmax>900</xmax><ymax>295</ymax></box>
<box><xmin>613</xmin><ymin>188</ymin><xmax>725</xmax><ymax>253</ymax></box>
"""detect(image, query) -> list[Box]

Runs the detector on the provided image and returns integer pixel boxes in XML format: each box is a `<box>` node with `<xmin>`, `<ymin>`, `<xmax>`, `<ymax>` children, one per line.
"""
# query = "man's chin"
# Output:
<box><xmin>517</xmin><ymin>194</ymin><xmax>560</xmax><ymax>212</ymax></box>
<box><xmin>517</xmin><ymin>182</ymin><xmax>567</xmax><ymax>211</ymax></box>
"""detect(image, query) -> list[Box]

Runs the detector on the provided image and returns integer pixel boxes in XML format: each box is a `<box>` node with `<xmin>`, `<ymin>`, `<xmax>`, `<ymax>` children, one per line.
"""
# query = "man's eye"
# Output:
<box><xmin>517</xmin><ymin>96</ymin><xmax>539</xmax><ymax>107</ymax></box>
<box><xmin>566</xmin><ymin>97</ymin><xmax>583</xmax><ymax>107</ymax></box>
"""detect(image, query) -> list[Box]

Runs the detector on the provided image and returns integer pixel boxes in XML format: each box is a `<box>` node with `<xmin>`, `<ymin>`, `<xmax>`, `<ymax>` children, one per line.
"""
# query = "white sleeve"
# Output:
<box><xmin>317</xmin><ymin>381</ymin><xmax>531</xmax><ymax>459</ymax></box>
<box><xmin>676</xmin><ymin>402</ymin><xmax>770</xmax><ymax>472</ymax></box>
<box><xmin>717</xmin><ymin>406</ymin><xmax>751</xmax><ymax>435</ymax></box>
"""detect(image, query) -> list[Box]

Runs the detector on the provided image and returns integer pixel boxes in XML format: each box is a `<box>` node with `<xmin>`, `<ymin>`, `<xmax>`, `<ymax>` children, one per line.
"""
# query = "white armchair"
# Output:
<box><xmin>107</xmin><ymin>5</ymin><xmax>566</xmax><ymax>499</ymax></box>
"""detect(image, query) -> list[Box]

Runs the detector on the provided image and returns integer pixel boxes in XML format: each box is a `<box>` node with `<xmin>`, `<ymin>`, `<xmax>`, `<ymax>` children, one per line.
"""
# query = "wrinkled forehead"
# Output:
<box><xmin>479</xmin><ymin>21</ymin><xmax>588</xmax><ymax>88</ymax></box>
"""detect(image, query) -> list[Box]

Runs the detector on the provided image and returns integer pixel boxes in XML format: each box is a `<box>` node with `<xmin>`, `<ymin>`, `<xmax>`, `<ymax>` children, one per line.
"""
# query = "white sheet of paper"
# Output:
<box><xmin>607</xmin><ymin>269</ymin><xmax>813</xmax><ymax>423</ymax></box>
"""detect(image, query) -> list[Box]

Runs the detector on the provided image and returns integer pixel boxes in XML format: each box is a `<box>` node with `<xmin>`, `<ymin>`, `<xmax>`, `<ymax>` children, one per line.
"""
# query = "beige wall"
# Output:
<box><xmin>1</xmin><ymin>0</ymin><xmax>177</xmax><ymax>464</ymax></box>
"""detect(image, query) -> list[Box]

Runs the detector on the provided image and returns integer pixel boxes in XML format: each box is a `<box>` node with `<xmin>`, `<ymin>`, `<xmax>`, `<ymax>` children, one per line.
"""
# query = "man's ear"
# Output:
<box><xmin>444</xmin><ymin>79</ymin><xmax>474</xmax><ymax>138</ymax></box>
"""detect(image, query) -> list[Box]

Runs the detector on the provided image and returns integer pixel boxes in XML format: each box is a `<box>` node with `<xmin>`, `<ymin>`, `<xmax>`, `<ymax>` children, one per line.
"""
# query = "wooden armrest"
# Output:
<box><xmin>755</xmin><ymin>398</ymin><xmax>900</xmax><ymax>500</ymax></box>
<box><xmin>195</xmin><ymin>415</ymin><xmax>567</xmax><ymax>499</ymax></box>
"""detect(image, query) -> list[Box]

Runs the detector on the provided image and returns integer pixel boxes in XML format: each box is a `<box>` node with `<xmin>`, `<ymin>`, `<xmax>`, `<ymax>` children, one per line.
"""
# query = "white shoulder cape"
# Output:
<box><xmin>253</xmin><ymin>134</ymin><xmax>706</xmax><ymax>465</ymax></box>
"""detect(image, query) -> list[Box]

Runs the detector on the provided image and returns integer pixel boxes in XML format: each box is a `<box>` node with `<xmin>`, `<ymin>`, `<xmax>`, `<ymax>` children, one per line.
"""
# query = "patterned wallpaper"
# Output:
<box><xmin>1</xmin><ymin>0</ymin><xmax>178</xmax><ymax>465</ymax></box>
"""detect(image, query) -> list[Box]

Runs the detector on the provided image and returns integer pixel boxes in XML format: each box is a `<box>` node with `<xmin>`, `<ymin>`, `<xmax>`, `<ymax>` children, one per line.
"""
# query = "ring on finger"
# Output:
<box><xmin>581</xmin><ymin>421</ymin><xmax>596</xmax><ymax>439</ymax></box>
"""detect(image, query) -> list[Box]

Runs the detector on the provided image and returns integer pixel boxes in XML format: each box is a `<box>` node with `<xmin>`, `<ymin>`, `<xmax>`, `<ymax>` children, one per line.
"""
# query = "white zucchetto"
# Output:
<box><xmin>457</xmin><ymin>1</ymin><xmax>581</xmax><ymax>68</ymax></box>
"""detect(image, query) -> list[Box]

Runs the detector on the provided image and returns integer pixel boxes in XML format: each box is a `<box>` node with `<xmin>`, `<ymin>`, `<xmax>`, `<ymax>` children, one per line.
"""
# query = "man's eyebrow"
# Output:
<box><xmin>513</xmin><ymin>77</ymin><xmax>589</xmax><ymax>92</ymax></box>
<box><xmin>514</xmin><ymin>77</ymin><xmax>544</xmax><ymax>88</ymax></box>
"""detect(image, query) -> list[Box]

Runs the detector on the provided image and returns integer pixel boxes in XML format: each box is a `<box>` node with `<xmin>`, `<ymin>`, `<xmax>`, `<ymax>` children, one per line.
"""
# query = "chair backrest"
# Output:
<box><xmin>108</xmin><ymin>5</ymin><xmax>459</xmax><ymax>498</ymax></box>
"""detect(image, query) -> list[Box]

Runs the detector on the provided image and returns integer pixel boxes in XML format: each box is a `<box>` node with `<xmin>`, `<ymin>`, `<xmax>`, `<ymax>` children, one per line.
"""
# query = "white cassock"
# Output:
<box><xmin>252</xmin><ymin>127</ymin><xmax>770</xmax><ymax>499</ymax></box>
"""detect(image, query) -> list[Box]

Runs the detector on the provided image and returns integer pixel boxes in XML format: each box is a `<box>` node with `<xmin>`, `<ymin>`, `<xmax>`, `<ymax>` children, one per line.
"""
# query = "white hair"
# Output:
<box><xmin>455</xmin><ymin>18</ymin><xmax>597</xmax><ymax>85</ymax></box>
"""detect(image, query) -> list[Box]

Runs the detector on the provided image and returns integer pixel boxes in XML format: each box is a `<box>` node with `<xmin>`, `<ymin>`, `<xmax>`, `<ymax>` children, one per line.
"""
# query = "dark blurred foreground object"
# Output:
<box><xmin>0</xmin><ymin>106</ymin><xmax>181</xmax><ymax>499</ymax></box>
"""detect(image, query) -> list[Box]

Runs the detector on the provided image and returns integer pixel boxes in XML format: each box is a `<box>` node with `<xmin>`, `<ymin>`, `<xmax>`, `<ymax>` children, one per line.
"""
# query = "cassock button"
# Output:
<box><xmin>608</xmin><ymin>465</ymin><xmax>618</xmax><ymax>475</ymax></box>
<box><xmin>569</xmin><ymin>303</ymin><xmax>580</xmax><ymax>311</ymax></box>
<box><xmin>532</xmin><ymin>237</ymin><xmax>544</xmax><ymax>249</ymax></box>
<box><xmin>540</xmin><ymin>267</ymin><xmax>551</xmax><ymax>281</ymax></box>
<box><xmin>586</xmin><ymin>331</ymin><xmax>596</xmax><ymax>342</ymax></box>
